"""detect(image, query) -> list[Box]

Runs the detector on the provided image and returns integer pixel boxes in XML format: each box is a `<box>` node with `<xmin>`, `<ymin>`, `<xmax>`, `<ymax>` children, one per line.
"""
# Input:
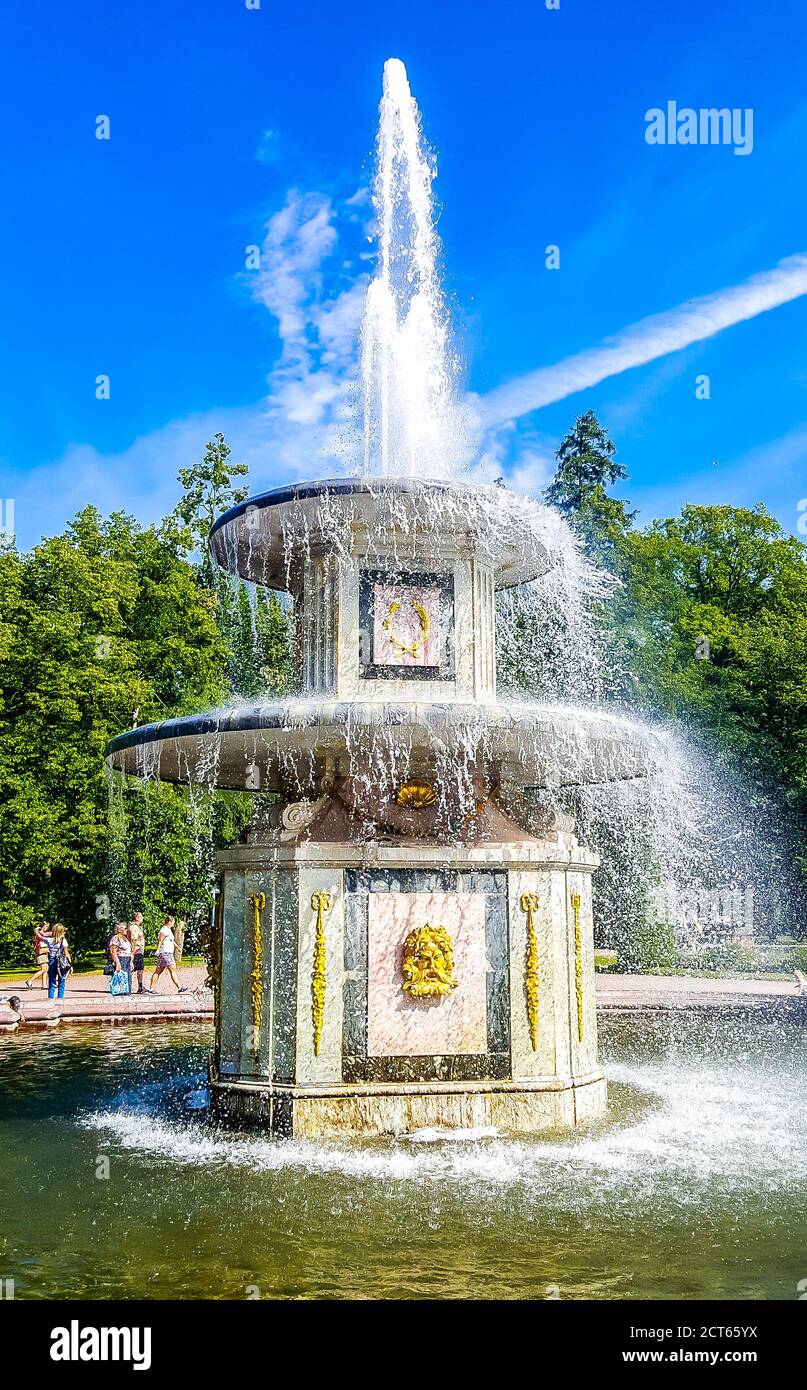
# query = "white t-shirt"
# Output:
<box><xmin>158</xmin><ymin>927</ymin><xmax>175</xmax><ymax>958</ymax></box>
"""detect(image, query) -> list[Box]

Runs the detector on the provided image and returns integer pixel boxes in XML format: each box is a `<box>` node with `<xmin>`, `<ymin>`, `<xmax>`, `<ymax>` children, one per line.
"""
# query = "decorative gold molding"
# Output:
<box><xmin>249</xmin><ymin>891</ymin><xmax>266</xmax><ymax>1050</ymax></box>
<box><xmin>521</xmin><ymin>892</ymin><xmax>540</xmax><ymax>1051</ymax></box>
<box><xmin>571</xmin><ymin>891</ymin><xmax>584</xmax><ymax>1043</ymax></box>
<box><xmin>401</xmin><ymin>924</ymin><xmax>458</xmax><ymax>998</ymax></box>
<box><xmin>311</xmin><ymin>891</ymin><xmax>333</xmax><ymax>1057</ymax></box>
<box><xmin>382</xmin><ymin>597</ymin><xmax>430</xmax><ymax>658</ymax></box>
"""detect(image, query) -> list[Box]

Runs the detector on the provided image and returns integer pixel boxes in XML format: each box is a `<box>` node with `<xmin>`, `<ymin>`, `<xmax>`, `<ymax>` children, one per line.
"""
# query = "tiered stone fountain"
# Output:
<box><xmin>106</xmin><ymin>59</ymin><xmax>666</xmax><ymax>1137</ymax></box>
<box><xmin>108</xmin><ymin>476</ymin><xmax>667</xmax><ymax>1136</ymax></box>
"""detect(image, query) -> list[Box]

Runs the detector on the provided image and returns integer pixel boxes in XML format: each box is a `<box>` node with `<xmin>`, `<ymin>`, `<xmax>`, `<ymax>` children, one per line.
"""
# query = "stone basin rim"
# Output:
<box><xmin>105</xmin><ymin>699</ymin><xmax>668</xmax><ymax>790</ymax></box>
<box><xmin>209</xmin><ymin>476</ymin><xmax>554</xmax><ymax>590</ymax></box>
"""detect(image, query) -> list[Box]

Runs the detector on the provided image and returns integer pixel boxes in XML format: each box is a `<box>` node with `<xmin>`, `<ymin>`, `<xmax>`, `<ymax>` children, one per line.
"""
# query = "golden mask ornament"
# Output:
<box><xmin>401</xmin><ymin>924</ymin><xmax>458</xmax><ymax>998</ymax></box>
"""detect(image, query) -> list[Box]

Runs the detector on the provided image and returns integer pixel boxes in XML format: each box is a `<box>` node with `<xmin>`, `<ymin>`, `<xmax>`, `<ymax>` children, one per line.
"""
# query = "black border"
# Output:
<box><xmin>343</xmin><ymin>868</ymin><xmax>510</xmax><ymax>1081</ymax></box>
<box><xmin>358</xmin><ymin>568</ymin><xmax>455</xmax><ymax>681</ymax></box>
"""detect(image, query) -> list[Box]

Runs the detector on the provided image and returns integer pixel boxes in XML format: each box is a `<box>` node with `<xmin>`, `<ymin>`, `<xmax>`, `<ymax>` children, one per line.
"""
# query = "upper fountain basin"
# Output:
<box><xmin>209</xmin><ymin>477</ymin><xmax>557</xmax><ymax>590</ymax></box>
<box><xmin>105</xmin><ymin>699</ymin><xmax>669</xmax><ymax>792</ymax></box>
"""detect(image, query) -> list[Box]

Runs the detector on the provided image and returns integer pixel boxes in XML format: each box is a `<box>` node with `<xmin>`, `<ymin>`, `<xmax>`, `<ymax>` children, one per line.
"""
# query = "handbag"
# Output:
<box><xmin>56</xmin><ymin>949</ymin><xmax>72</xmax><ymax>979</ymax></box>
<box><xmin>109</xmin><ymin>970</ymin><xmax>130</xmax><ymax>996</ymax></box>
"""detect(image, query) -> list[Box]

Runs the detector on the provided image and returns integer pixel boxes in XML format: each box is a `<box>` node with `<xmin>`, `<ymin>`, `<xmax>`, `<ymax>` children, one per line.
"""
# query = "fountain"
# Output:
<box><xmin>106</xmin><ymin>59</ymin><xmax>670</xmax><ymax>1137</ymax></box>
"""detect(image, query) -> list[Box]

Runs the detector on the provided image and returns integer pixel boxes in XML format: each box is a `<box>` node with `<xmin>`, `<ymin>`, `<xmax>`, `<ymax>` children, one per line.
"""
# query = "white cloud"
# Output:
<box><xmin>249</xmin><ymin>189</ymin><xmax>367</xmax><ymax>456</ymax></box>
<box><xmin>12</xmin><ymin>181</ymin><xmax>807</xmax><ymax>552</ymax></box>
<box><xmin>468</xmin><ymin>420</ymin><xmax>555</xmax><ymax>498</ymax></box>
<box><xmin>478</xmin><ymin>253</ymin><xmax>807</xmax><ymax>426</ymax></box>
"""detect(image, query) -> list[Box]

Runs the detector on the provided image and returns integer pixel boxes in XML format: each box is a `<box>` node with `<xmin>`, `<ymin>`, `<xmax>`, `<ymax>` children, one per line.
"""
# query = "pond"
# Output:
<box><xmin>0</xmin><ymin>1009</ymin><xmax>803</xmax><ymax>1300</ymax></box>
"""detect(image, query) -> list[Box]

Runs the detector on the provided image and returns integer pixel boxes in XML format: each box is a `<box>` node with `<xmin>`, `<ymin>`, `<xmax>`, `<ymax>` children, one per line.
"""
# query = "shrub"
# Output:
<box><xmin>620</xmin><ymin>919</ymin><xmax>678</xmax><ymax>973</ymax></box>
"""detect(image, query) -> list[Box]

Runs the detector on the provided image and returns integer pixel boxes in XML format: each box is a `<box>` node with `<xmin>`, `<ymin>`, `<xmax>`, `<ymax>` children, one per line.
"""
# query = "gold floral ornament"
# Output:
<box><xmin>382</xmin><ymin>597</ymin><xmax>431</xmax><ymax>658</ymax></box>
<box><xmin>401</xmin><ymin>924</ymin><xmax>458</xmax><ymax>998</ymax></box>
<box><xmin>249</xmin><ymin>892</ymin><xmax>266</xmax><ymax>1050</ymax></box>
<box><xmin>311</xmin><ymin>891</ymin><xmax>333</xmax><ymax>1056</ymax></box>
<box><xmin>395</xmin><ymin>781</ymin><xmax>437</xmax><ymax>809</ymax></box>
<box><xmin>521</xmin><ymin>892</ymin><xmax>540</xmax><ymax>1051</ymax></box>
<box><xmin>571</xmin><ymin>892</ymin><xmax>584</xmax><ymax>1043</ymax></box>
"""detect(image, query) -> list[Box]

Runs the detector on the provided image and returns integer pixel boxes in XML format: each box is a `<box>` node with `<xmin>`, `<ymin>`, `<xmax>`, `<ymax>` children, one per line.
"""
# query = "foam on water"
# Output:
<box><xmin>79</xmin><ymin>1045</ymin><xmax>803</xmax><ymax>1207</ymax></box>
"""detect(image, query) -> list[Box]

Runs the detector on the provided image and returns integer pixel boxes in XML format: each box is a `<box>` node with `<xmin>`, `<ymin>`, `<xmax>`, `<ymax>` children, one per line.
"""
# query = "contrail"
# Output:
<box><xmin>479</xmin><ymin>253</ymin><xmax>807</xmax><ymax>425</ymax></box>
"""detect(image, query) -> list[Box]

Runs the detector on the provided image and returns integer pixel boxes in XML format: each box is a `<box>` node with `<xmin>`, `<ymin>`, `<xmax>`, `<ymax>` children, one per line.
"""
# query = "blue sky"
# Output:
<box><xmin>2</xmin><ymin>0</ymin><xmax>806</xmax><ymax>549</ymax></box>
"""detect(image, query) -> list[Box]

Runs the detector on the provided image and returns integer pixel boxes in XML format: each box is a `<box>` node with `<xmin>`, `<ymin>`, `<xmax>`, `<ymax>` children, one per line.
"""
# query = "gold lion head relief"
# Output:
<box><xmin>401</xmin><ymin>924</ymin><xmax>458</xmax><ymax>998</ymax></box>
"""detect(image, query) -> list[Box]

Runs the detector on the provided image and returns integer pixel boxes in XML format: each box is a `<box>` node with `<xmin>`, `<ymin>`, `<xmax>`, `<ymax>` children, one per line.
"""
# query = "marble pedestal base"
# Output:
<box><xmin>210</xmin><ymin>828</ymin><xmax>604</xmax><ymax>1139</ymax></box>
<box><xmin>210</xmin><ymin>1071</ymin><xmax>607</xmax><ymax>1137</ymax></box>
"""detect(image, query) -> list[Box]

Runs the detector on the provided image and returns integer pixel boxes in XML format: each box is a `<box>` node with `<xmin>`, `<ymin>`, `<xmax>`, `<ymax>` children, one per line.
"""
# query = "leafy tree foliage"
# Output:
<box><xmin>0</xmin><ymin>435</ymin><xmax>291</xmax><ymax>968</ymax></box>
<box><xmin>544</xmin><ymin>412</ymin><xmax>807</xmax><ymax>953</ymax></box>
<box><xmin>169</xmin><ymin>432</ymin><xmax>249</xmax><ymax>587</ymax></box>
<box><xmin>545</xmin><ymin>409</ymin><xmax>635</xmax><ymax>566</ymax></box>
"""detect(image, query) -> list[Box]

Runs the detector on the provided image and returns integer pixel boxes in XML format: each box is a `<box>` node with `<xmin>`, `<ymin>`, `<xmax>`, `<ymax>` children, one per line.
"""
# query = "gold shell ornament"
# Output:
<box><xmin>382</xmin><ymin>597</ymin><xmax>431</xmax><ymax>658</ymax></box>
<box><xmin>401</xmin><ymin>924</ymin><xmax>458</xmax><ymax>998</ymax></box>
<box><xmin>395</xmin><ymin>782</ymin><xmax>437</xmax><ymax>809</ymax></box>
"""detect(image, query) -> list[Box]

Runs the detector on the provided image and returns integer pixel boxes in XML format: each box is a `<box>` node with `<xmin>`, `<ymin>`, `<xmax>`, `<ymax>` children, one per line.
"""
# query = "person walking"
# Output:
<box><xmin>108</xmin><ymin>923</ymin><xmax>133</xmax><ymax>995</ymax></box>
<box><xmin>147</xmin><ymin>914</ymin><xmax>187</xmax><ymax>994</ymax></box>
<box><xmin>25</xmin><ymin>921</ymin><xmax>52</xmax><ymax>990</ymax></box>
<box><xmin>128</xmin><ymin>911</ymin><xmax>146</xmax><ymax>994</ymax></box>
<box><xmin>46</xmin><ymin>925</ymin><xmax>72</xmax><ymax>1001</ymax></box>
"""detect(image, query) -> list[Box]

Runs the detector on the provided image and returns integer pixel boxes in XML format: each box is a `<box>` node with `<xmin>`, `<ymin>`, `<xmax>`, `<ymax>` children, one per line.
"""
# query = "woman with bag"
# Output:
<box><xmin>47</xmin><ymin>925</ymin><xmax>72</xmax><ymax>1000</ymax></box>
<box><xmin>108</xmin><ymin>924</ymin><xmax>133</xmax><ymax>996</ymax></box>
<box><xmin>128</xmin><ymin>912</ymin><xmax>146</xmax><ymax>994</ymax></box>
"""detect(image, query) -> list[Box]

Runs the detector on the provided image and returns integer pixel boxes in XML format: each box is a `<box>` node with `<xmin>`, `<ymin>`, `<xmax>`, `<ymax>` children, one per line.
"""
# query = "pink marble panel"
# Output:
<box><xmin>367</xmin><ymin>892</ymin><xmax>488</xmax><ymax>1056</ymax></box>
<box><xmin>372</xmin><ymin>583</ymin><xmax>441</xmax><ymax>668</ymax></box>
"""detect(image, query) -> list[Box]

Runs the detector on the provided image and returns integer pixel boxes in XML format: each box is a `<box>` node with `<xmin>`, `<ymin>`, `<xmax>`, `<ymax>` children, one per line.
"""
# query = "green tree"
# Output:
<box><xmin>545</xmin><ymin>409</ymin><xmax>635</xmax><ymax>565</ymax></box>
<box><xmin>545</xmin><ymin>411</ymin><xmax>807</xmax><ymax>952</ymax></box>
<box><xmin>170</xmin><ymin>432</ymin><xmax>292</xmax><ymax>699</ymax></box>
<box><xmin>0</xmin><ymin>507</ymin><xmax>249</xmax><ymax>965</ymax></box>
<box><xmin>169</xmin><ymin>433</ymin><xmax>249</xmax><ymax>587</ymax></box>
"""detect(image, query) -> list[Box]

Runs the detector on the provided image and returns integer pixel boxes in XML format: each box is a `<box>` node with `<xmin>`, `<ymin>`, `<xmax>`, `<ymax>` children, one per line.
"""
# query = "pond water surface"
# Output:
<box><xmin>0</xmin><ymin>1009</ymin><xmax>803</xmax><ymax>1299</ymax></box>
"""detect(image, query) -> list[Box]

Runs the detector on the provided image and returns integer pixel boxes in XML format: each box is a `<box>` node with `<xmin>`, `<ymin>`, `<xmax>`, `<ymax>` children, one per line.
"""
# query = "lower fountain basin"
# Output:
<box><xmin>106</xmin><ymin>699</ymin><xmax>670</xmax><ymax>791</ymax></box>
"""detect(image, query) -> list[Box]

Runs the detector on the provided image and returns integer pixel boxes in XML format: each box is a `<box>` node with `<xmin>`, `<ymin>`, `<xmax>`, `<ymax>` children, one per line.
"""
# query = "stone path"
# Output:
<box><xmin>1</xmin><ymin>966</ymin><xmax>802</xmax><ymax>1031</ymax></box>
<box><xmin>596</xmin><ymin>971</ymin><xmax>802</xmax><ymax>1009</ymax></box>
<box><xmin>0</xmin><ymin>965</ymin><xmax>212</xmax><ymax>1028</ymax></box>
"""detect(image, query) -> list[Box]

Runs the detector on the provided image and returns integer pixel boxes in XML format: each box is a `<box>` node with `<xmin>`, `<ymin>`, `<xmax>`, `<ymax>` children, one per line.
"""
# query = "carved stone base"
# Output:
<box><xmin>212</xmin><ymin>832</ymin><xmax>603</xmax><ymax>1138</ymax></box>
<box><xmin>210</xmin><ymin>1072</ymin><xmax>608</xmax><ymax>1138</ymax></box>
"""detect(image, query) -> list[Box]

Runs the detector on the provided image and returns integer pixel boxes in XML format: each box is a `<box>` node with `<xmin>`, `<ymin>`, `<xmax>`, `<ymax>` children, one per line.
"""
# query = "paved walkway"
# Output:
<box><xmin>596</xmin><ymin>971</ymin><xmax>802</xmax><ymax>1009</ymax></box>
<box><xmin>0</xmin><ymin>965</ymin><xmax>212</xmax><ymax>1028</ymax></box>
<box><xmin>2</xmin><ymin>967</ymin><xmax>802</xmax><ymax>1031</ymax></box>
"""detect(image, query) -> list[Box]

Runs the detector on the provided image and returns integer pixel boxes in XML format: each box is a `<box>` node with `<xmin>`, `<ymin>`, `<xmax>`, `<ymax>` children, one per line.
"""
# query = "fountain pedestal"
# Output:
<box><xmin>209</xmin><ymin>797</ymin><xmax>606</xmax><ymax>1137</ymax></box>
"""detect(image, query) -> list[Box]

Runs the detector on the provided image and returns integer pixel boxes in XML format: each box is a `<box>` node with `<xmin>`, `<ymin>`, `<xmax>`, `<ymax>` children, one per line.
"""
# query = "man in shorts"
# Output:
<box><xmin>129</xmin><ymin>910</ymin><xmax>146</xmax><ymax>995</ymax></box>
